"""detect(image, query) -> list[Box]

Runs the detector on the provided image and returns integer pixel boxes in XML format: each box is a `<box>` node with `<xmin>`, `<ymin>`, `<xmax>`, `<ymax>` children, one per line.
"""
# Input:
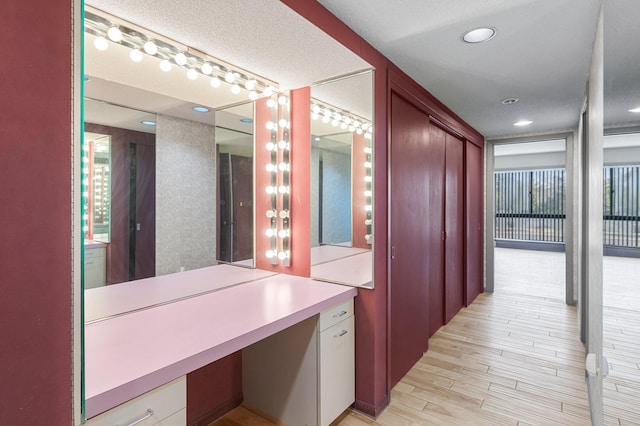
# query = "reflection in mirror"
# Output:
<box><xmin>309</xmin><ymin>71</ymin><xmax>374</xmax><ymax>287</ymax></box>
<box><xmin>215</xmin><ymin>102</ymin><xmax>255</xmax><ymax>267</ymax></box>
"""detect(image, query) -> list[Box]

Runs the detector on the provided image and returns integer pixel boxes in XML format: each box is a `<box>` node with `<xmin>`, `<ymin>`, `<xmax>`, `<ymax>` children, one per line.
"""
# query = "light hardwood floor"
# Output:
<box><xmin>212</xmin><ymin>249</ymin><xmax>640</xmax><ymax>425</ymax></box>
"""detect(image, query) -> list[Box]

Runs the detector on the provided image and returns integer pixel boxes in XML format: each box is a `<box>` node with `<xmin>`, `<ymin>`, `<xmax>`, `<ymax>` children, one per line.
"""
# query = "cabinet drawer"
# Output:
<box><xmin>319</xmin><ymin>299</ymin><xmax>354</xmax><ymax>332</ymax></box>
<box><xmin>319</xmin><ymin>315</ymin><xmax>355</xmax><ymax>426</ymax></box>
<box><xmin>86</xmin><ymin>377</ymin><xmax>186</xmax><ymax>426</ymax></box>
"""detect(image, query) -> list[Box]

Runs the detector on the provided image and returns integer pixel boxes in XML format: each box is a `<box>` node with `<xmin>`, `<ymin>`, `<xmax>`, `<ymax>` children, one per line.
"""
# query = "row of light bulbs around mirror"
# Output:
<box><xmin>310</xmin><ymin>103</ymin><xmax>372</xmax><ymax>138</ymax></box>
<box><xmin>85</xmin><ymin>10</ymin><xmax>276</xmax><ymax>100</ymax></box>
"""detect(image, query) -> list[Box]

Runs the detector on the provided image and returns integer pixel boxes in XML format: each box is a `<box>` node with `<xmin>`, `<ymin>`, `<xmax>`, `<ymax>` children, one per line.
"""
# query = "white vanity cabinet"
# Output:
<box><xmin>243</xmin><ymin>299</ymin><xmax>355</xmax><ymax>426</ymax></box>
<box><xmin>85</xmin><ymin>377</ymin><xmax>185</xmax><ymax>426</ymax></box>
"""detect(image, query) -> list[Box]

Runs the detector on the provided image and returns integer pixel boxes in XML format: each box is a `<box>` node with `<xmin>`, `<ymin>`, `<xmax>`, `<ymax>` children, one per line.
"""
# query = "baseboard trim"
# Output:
<box><xmin>353</xmin><ymin>393</ymin><xmax>389</xmax><ymax>418</ymax></box>
<box><xmin>188</xmin><ymin>393</ymin><xmax>243</xmax><ymax>426</ymax></box>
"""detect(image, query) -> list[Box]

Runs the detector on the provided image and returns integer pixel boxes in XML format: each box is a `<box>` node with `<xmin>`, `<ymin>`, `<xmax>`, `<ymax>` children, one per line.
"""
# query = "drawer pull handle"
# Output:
<box><xmin>333</xmin><ymin>310</ymin><xmax>348</xmax><ymax>318</ymax></box>
<box><xmin>117</xmin><ymin>408</ymin><xmax>154</xmax><ymax>426</ymax></box>
<box><xmin>334</xmin><ymin>330</ymin><xmax>348</xmax><ymax>338</ymax></box>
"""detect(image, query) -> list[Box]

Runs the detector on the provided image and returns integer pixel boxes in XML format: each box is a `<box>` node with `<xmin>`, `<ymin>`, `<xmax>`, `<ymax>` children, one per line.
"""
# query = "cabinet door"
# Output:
<box><xmin>319</xmin><ymin>315</ymin><xmax>355</xmax><ymax>426</ymax></box>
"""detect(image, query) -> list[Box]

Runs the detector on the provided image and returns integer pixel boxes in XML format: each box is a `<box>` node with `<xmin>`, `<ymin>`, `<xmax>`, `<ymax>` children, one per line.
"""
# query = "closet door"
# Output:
<box><xmin>389</xmin><ymin>93</ymin><xmax>444</xmax><ymax>387</ymax></box>
<box><xmin>444</xmin><ymin>132</ymin><xmax>464</xmax><ymax>322</ymax></box>
<box><xmin>465</xmin><ymin>141</ymin><xmax>484</xmax><ymax>304</ymax></box>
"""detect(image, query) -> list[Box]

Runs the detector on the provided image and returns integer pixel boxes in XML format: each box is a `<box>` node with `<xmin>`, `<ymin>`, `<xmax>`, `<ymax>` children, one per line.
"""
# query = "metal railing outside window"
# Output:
<box><xmin>495</xmin><ymin>166</ymin><xmax>640</xmax><ymax>249</ymax></box>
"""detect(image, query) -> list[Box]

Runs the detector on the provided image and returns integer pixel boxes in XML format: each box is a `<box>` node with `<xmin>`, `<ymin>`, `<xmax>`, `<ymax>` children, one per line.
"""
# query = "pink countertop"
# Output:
<box><xmin>85</xmin><ymin>264</ymin><xmax>276</xmax><ymax>322</ymax></box>
<box><xmin>311</xmin><ymin>251</ymin><xmax>373</xmax><ymax>288</ymax></box>
<box><xmin>85</xmin><ymin>274</ymin><xmax>357</xmax><ymax>418</ymax></box>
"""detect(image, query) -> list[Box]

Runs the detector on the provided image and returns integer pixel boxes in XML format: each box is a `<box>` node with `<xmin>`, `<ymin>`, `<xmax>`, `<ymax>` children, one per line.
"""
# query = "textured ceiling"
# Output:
<box><xmin>318</xmin><ymin>0</ymin><xmax>606</xmax><ymax>139</ymax></box>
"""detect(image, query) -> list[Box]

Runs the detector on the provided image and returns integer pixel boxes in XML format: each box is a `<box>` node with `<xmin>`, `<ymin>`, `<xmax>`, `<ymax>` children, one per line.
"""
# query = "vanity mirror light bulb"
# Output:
<box><xmin>265</xmin><ymin>163</ymin><xmax>276</xmax><ymax>172</ymax></box>
<box><xmin>361</xmin><ymin>123</ymin><xmax>370</xmax><ymax>131</ymax></box>
<box><xmin>266</xmin><ymin>209</ymin><xmax>277</xmax><ymax>218</ymax></box>
<box><xmin>266</xmin><ymin>250</ymin><xmax>275</xmax><ymax>259</ymax></box>
<box><xmin>312</xmin><ymin>104</ymin><xmax>322</xmax><ymax>114</ymax></box>
<box><xmin>266</xmin><ymin>142</ymin><xmax>275</xmax><ymax>151</ymax></box>
<box><xmin>264</xmin><ymin>86</ymin><xmax>274</xmax><ymax>97</ymax></box>
<box><xmin>129</xmin><ymin>48</ymin><xmax>143</xmax><ymax>62</ymax></box>
<box><xmin>277</xmin><ymin>251</ymin><xmax>289</xmax><ymax>260</ymax></box>
<box><xmin>245</xmin><ymin>79</ymin><xmax>256</xmax><ymax>91</ymax></box>
<box><xmin>278</xmin><ymin>185</ymin><xmax>289</xmax><ymax>194</ymax></box>
<box><xmin>344</xmin><ymin>117</ymin><xmax>352</xmax><ymax>125</ymax></box>
<box><xmin>249</xmin><ymin>91</ymin><xmax>258</xmax><ymax>101</ymax></box>
<box><xmin>210</xmin><ymin>77</ymin><xmax>221</xmax><ymax>88</ymax></box>
<box><xmin>265</xmin><ymin>228</ymin><xmax>276</xmax><ymax>237</ymax></box>
<box><xmin>160</xmin><ymin>59</ymin><xmax>172</xmax><ymax>72</ymax></box>
<box><xmin>278</xmin><ymin>119</ymin><xmax>288</xmax><ymax>128</ymax></box>
<box><xmin>365</xmin><ymin>219</ymin><xmax>373</xmax><ymax>225</ymax></box>
<box><xmin>93</xmin><ymin>36</ymin><xmax>109</xmax><ymax>50</ymax></box>
<box><xmin>365</xmin><ymin>132</ymin><xmax>372</xmax><ymax>140</ymax></box>
<box><xmin>201</xmin><ymin>63</ymin><xmax>213</xmax><ymax>75</ymax></box>
<box><xmin>278</xmin><ymin>140</ymin><xmax>287</xmax><ymax>150</ymax></box>
<box><xmin>312</xmin><ymin>113</ymin><xmax>320</xmax><ymax>120</ymax></box>
<box><xmin>266</xmin><ymin>98</ymin><xmax>276</xmax><ymax>108</ymax></box>
<box><xmin>107</xmin><ymin>26</ymin><xmax>123</xmax><ymax>42</ymax></box>
<box><xmin>341</xmin><ymin>123</ymin><xmax>348</xmax><ymax>130</ymax></box>
<box><xmin>224</xmin><ymin>71</ymin><xmax>236</xmax><ymax>83</ymax></box>
<box><xmin>266</xmin><ymin>186</ymin><xmax>276</xmax><ymax>194</ymax></box>
<box><xmin>231</xmin><ymin>84</ymin><xmax>241</xmax><ymax>94</ymax></box>
<box><xmin>266</xmin><ymin>121</ymin><xmax>275</xmax><ymax>130</ymax></box>
<box><xmin>334</xmin><ymin>112</ymin><xmax>342</xmax><ymax>121</ymax></box>
<box><xmin>187</xmin><ymin>68</ymin><xmax>198</xmax><ymax>80</ymax></box>
<box><xmin>364</xmin><ymin>147</ymin><xmax>372</xmax><ymax>154</ymax></box>
<box><xmin>278</xmin><ymin>162</ymin><xmax>289</xmax><ymax>171</ymax></box>
<box><xmin>278</xmin><ymin>229</ymin><xmax>289</xmax><ymax>238</ymax></box>
<box><xmin>279</xmin><ymin>210</ymin><xmax>289</xmax><ymax>219</ymax></box>
<box><xmin>278</xmin><ymin>95</ymin><xmax>288</xmax><ymax>105</ymax></box>
<box><xmin>365</xmin><ymin>176</ymin><xmax>373</xmax><ymax>182</ymax></box>
<box><xmin>322</xmin><ymin>116</ymin><xmax>330</xmax><ymax>124</ymax></box>
<box><xmin>356</xmin><ymin>128</ymin><xmax>363</xmax><ymax>135</ymax></box>
<box><xmin>143</xmin><ymin>40</ymin><xmax>158</xmax><ymax>55</ymax></box>
<box><xmin>175</xmin><ymin>52</ymin><xmax>187</xmax><ymax>66</ymax></box>
<box><xmin>331</xmin><ymin>120</ymin><xmax>339</xmax><ymax>127</ymax></box>
<box><xmin>364</xmin><ymin>161</ymin><xmax>372</xmax><ymax>168</ymax></box>
<box><xmin>348</xmin><ymin>125</ymin><xmax>356</xmax><ymax>132</ymax></box>
<box><xmin>365</xmin><ymin>234</ymin><xmax>372</xmax><ymax>241</ymax></box>
<box><xmin>365</xmin><ymin>205</ymin><xmax>373</xmax><ymax>211</ymax></box>
<box><xmin>364</xmin><ymin>190</ymin><xmax>372</xmax><ymax>197</ymax></box>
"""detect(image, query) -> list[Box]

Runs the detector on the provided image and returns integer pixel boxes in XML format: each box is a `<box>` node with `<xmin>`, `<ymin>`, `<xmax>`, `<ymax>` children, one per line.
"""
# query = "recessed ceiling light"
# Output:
<box><xmin>513</xmin><ymin>120</ymin><xmax>533</xmax><ymax>127</ymax></box>
<box><xmin>462</xmin><ymin>27</ymin><xmax>496</xmax><ymax>43</ymax></box>
<box><xmin>141</xmin><ymin>120</ymin><xmax>156</xmax><ymax>126</ymax></box>
<box><xmin>240</xmin><ymin>118</ymin><xmax>253</xmax><ymax>123</ymax></box>
<box><xmin>192</xmin><ymin>106</ymin><xmax>210</xmax><ymax>113</ymax></box>
<box><xmin>501</xmin><ymin>98</ymin><xmax>519</xmax><ymax>105</ymax></box>
<box><xmin>629</xmin><ymin>107</ymin><xmax>640</xmax><ymax>113</ymax></box>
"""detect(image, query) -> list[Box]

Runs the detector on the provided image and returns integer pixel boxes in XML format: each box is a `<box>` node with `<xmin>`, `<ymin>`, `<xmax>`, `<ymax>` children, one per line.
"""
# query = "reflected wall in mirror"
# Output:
<box><xmin>309</xmin><ymin>71</ymin><xmax>374</xmax><ymax>287</ymax></box>
<box><xmin>215</xmin><ymin>102</ymin><xmax>255</xmax><ymax>267</ymax></box>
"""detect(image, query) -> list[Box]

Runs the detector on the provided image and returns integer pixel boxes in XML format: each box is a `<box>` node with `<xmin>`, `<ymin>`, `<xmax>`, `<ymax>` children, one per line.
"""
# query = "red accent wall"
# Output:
<box><xmin>0</xmin><ymin>0</ymin><xmax>72</xmax><ymax>424</ymax></box>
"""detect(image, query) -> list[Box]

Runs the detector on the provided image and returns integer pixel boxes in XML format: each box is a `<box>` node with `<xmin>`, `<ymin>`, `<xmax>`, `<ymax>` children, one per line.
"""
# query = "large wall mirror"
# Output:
<box><xmin>309</xmin><ymin>71</ymin><xmax>375</xmax><ymax>288</ymax></box>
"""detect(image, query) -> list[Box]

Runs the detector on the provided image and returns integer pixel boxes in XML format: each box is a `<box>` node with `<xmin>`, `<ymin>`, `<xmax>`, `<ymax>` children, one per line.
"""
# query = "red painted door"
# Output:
<box><xmin>444</xmin><ymin>132</ymin><xmax>464</xmax><ymax>322</ymax></box>
<box><xmin>465</xmin><ymin>141</ymin><xmax>484</xmax><ymax>304</ymax></box>
<box><xmin>389</xmin><ymin>93</ymin><xmax>444</xmax><ymax>387</ymax></box>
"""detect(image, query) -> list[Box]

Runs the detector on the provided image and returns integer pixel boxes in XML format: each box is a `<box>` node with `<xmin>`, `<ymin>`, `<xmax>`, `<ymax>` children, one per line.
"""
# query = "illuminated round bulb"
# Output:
<box><xmin>245</xmin><ymin>79</ymin><xmax>256</xmax><ymax>91</ymax></box>
<box><xmin>322</xmin><ymin>116</ymin><xmax>330</xmax><ymax>124</ymax></box>
<box><xmin>266</xmin><ymin>163</ymin><xmax>275</xmax><ymax>172</ymax></box>
<box><xmin>231</xmin><ymin>84</ymin><xmax>241</xmax><ymax>94</ymax></box>
<box><xmin>364</xmin><ymin>147</ymin><xmax>372</xmax><ymax>154</ymax></box>
<box><xmin>143</xmin><ymin>40</ymin><xmax>157</xmax><ymax>55</ymax></box>
<box><xmin>266</xmin><ymin>98</ymin><xmax>276</xmax><ymax>108</ymax></box>
<box><xmin>278</xmin><ymin>229</ymin><xmax>289</xmax><ymax>238</ymax></box>
<box><xmin>264</xmin><ymin>86</ymin><xmax>274</xmax><ymax>97</ymax></box>
<box><xmin>266</xmin><ymin>142</ymin><xmax>275</xmax><ymax>151</ymax></box>
<box><xmin>365</xmin><ymin>205</ymin><xmax>373</xmax><ymax>211</ymax></box>
<box><xmin>331</xmin><ymin>120</ymin><xmax>339</xmax><ymax>127</ymax></box>
<box><xmin>340</xmin><ymin>123</ymin><xmax>348</xmax><ymax>130</ymax></box>
<box><xmin>266</xmin><ymin>210</ymin><xmax>276</xmax><ymax>218</ymax></box>
<box><xmin>225</xmin><ymin>71</ymin><xmax>236</xmax><ymax>83</ymax></box>
<box><xmin>278</xmin><ymin>185</ymin><xmax>289</xmax><ymax>194</ymax></box>
<box><xmin>129</xmin><ymin>49</ymin><xmax>143</xmax><ymax>62</ymax></box>
<box><xmin>334</xmin><ymin>112</ymin><xmax>342</xmax><ymax>121</ymax></box>
<box><xmin>364</xmin><ymin>161</ymin><xmax>372</xmax><ymax>168</ymax></box>
<box><xmin>201</xmin><ymin>63</ymin><xmax>213</xmax><ymax>75</ymax></box>
<box><xmin>312</xmin><ymin>113</ymin><xmax>320</xmax><ymax>120</ymax></box>
<box><xmin>266</xmin><ymin>250</ymin><xmax>275</xmax><ymax>259</ymax></box>
<box><xmin>278</xmin><ymin>118</ymin><xmax>288</xmax><ymax>128</ymax></box>
<box><xmin>278</xmin><ymin>162</ymin><xmax>288</xmax><ymax>171</ymax></box>
<box><xmin>159</xmin><ymin>59</ymin><xmax>172</xmax><ymax>72</ymax></box>
<box><xmin>353</xmin><ymin>121</ymin><xmax>361</xmax><ymax>128</ymax></box>
<box><xmin>365</xmin><ymin>176</ymin><xmax>373</xmax><ymax>182</ymax></box>
<box><xmin>364</xmin><ymin>190</ymin><xmax>372</xmax><ymax>197</ymax></box>
<box><xmin>312</xmin><ymin>104</ymin><xmax>321</xmax><ymax>114</ymax></box>
<box><xmin>365</xmin><ymin>234</ymin><xmax>372</xmax><ymax>241</ymax></box>
<box><xmin>278</xmin><ymin>251</ymin><xmax>287</xmax><ymax>260</ymax></box>
<box><xmin>278</xmin><ymin>140</ymin><xmax>287</xmax><ymax>150</ymax></box>
<box><xmin>265</xmin><ymin>229</ymin><xmax>275</xmax><ymax>237</ymax></box>
<box><xmin>323</xmin><ymin>109</ymin><xmax>332</xmax><ymax>118</ymax></box>
<box><xmin>348</xmin><ymin>125</ymin><xmax>355</xmax><ymax>132</ymax></box>
<box><xmin>175</xmin><ymin>52</ymin><xmax>187</xmax><ymax>66</ymax></box>
<box><xmin>107</xmin><ymin>26</ymin><xmax>122</xmax><ymax>42</ymax></box>
<box><xmin>365</xmin><ymin>219</ymin><xmax>373</xmax><ymax>225</ymax></box>
<box><xmin>266</xmin><ymin>121</ymin><xmax>275</xmax><ymax>130</ymax></box>
<box><xmin>266</xmin><ymin>186</ymin><xmax>276</xmax><ymax>194</ymax></box>
<box><xmin>279</xmin><ymin>210</ymin><xmax>289</xmax><ymax>219</ymax></box>
<box><xmin>278</xmin><ymin>95</ymin><xmax>287</xmax><ymax>105</ymax></box>
<box><xmin>186</xmin><ymin>68</ymin><xmax>198</xmax><ymax>80</ymax></box>
<box><xmin>249</xmin><ymin>91</ymin><xmax>258</xmax><ymax>101</ymax></box>
<box><xmin>365</xmin><ymin>132</ymin><xmax>372</xmax><ymax>139</ymax></box>
<box><xmin>93</xmin><ymin>36</ymin><xmax>108</xmax><ymax>51</ymax></box>
<box><xmin>356</xmin><ymin>128</ymin><xmax>363</xmax><ymax>135</ymax></box>
<box><xmin>210</xmin><ymin>77</ymin><xmax>221</xmax><ymax>88</ymax></box>
<box><xmin>362</xmin><ymin>123</ymin><xmax>370</xmax><ymax>131</ymax></box>
<box><xmin>344</xmin><ymin>117</ymin><xmax>352</xmax><ymax>125</ymax></box>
